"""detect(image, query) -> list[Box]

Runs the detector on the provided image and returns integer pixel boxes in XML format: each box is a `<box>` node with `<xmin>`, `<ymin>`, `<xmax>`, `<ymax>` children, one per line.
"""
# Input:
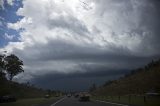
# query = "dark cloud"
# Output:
<box><xmin>139</xmin><ymin>0</ymin><xmax>160</xmax><ymax>54</ymax></box>
<box><xmin>13</xmin><ymin>38</ymin><xmax>157</xmax><ymax>70</ymax></box>
<box><xmin>13</xmin><ymin>39</ymin><xmax>139</xmax><ymax>60</ymax></box>
<box><xmin>30</xmin><ymin>69</ymin><xmax>126</xmax><ymax>91</ymax></box>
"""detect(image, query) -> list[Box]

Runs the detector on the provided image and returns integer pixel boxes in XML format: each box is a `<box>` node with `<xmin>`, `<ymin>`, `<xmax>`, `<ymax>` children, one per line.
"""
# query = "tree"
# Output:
<box><xmin>0</xmin><ymin>55</ymin><xmax>4</xmax><ymax>71</ymax></box>
<box><xmin>89</xmin><ymin>83</ymin><xmax>97</xmax><ymax>92</ymax></box>
<box><xmin>0</xmin><ymin>54</ymin><xmax>5</xmax><ymax>80</ymax></box>
<box><xmin>5</xmin><ymin>54</ymin><xmax>24</xmax><ymax>81</ymax></box>
<box><xmin>103</xmin><ymin>80</ymin><xmax>113</xmax><ymax>87</ymax></box>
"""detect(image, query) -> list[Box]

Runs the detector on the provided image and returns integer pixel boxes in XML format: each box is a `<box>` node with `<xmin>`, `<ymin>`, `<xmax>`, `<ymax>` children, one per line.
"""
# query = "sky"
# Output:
<box><xmin>0</xmin><ymin>0</ymin><xmax>160</xmax><ymax>91</ymax></box>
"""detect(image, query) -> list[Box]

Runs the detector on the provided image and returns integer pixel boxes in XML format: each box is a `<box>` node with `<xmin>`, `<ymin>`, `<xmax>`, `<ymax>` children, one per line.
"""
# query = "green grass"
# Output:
<box><xmin>92</xmin><ymin>96</ymin><xmax>160</xmax><ymax>106</ymax></box>
<box><xmin>0</xmin><ymin>97</ymin><xmax>60</xmax><ymax>106</ymax></box>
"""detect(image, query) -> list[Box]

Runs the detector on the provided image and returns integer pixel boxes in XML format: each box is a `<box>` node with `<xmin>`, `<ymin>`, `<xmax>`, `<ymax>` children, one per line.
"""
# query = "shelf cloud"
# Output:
<box><xmin>1</xmin><ymin>0</ymin><xmax>160</xmax><ymax>90</ymax></box>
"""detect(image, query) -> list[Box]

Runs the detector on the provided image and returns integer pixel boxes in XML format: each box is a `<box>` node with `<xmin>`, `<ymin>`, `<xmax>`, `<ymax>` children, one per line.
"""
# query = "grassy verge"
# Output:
<box><xmin>92</xmin><ymin>96</ymin><xmax>160</xmax><ymax>106</ymax></box>
<box><xmin>0</xmin><ymin>97</ymin><xmax>60</xmax><ymax>106</ymax></box>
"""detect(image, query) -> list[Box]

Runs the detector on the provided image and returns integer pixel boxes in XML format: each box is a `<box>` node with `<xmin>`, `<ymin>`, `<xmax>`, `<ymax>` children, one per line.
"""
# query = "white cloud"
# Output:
<box><xmin>7</xmin><ymin>17</ymin><xmax>32</xmax><ymax>30</ymax></box>
<box><xmin>0</xmin><ymin>0</ymin><xmax>14</xmax><ymax>9</ymax></box>
<box><xmin>7</xmin><ymin>0</ymin><xmax>14</xmax><ymax>6</ymax></box>
<box><xmin>4</xmin><ymin>33</ymin><xmax>16</xmax><ymax>40</ymax></box>
<box><xmin>7</xmin><ymin>0</ymin><xmax>144</xmax><ymax>50</ymax></box>
<box><xmin>0</xmin><ymin>0</ymin><xmax>4</xmax><ymax>9</ymax></box>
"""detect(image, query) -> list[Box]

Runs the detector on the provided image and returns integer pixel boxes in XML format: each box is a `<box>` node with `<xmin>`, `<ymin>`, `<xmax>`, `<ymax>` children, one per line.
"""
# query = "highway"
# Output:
<box><xmin>50</xmin><ymin>96</ymin><xmax>129</xmax><ymax>106</ymax></box>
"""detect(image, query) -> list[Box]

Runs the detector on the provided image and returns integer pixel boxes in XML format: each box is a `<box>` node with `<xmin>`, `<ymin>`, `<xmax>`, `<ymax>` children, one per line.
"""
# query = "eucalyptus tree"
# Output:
<box><xmin>5</xmin><ymin>54</ymin><xmax>24</xmax><ymax>81</ymax></box>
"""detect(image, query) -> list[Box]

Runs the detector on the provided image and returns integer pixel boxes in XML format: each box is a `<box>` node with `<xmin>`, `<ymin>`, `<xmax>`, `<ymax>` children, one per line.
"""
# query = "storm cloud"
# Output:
<box><xmin>1</xmin><ymin>0</ymin><xmax>160</xmax><ymax>90</ymax></box>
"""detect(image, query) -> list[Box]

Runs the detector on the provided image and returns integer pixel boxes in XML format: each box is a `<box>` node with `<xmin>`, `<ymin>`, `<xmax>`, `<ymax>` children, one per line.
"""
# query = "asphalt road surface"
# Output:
<box><xmin>50</xmin><ymin>96</ymin><xmax>129</xmax><ymax>106</ymax></box>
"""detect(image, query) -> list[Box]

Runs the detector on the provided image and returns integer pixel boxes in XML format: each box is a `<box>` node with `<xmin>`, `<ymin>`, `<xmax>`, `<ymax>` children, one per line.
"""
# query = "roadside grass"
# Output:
<box><xmin>0</xmin><ymin>97</ymin><xmax>60</xmax><ymax>106</ymax></box>
<box><xmin>92</xmin><ymin>96</ymin><xmax>160</xmax><ymax>106</ymax></box>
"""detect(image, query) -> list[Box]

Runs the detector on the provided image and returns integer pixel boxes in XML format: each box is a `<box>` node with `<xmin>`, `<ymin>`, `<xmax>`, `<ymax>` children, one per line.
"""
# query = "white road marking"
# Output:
<box><xmin>50</xmin><ymin>97</ymin><xmax>66</xmax><ymax>106</ymax></box>
<box><xmin>95</xmin><ymin>100</ymin><xmax>129</xmax><ymax>106</ymax></box>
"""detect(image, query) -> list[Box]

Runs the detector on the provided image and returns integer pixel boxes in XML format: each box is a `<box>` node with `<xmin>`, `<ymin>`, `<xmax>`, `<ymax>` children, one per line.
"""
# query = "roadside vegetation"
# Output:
<box><xmin>0</xmin><ymin>53</ymin><xmax>45</xmax><ymax>98</ymax></box>
<box><xmin>0</xmin><ymin>97</ymin><xmax>59</xmax><ymax>106</ymax></box>
<box><xmin>0</xmin><ymin>52</ymin><xmax>63</xmax><ymax>105</ymax></box>
<box><xmin>92</xmin><ymin>95</ymin><xmax>160</xmax><ymax>106</ymax></box>
<box><xmin>91</xmin><ymin>59</ymin><xmax>160</xmax><ymax>106</ymax></box>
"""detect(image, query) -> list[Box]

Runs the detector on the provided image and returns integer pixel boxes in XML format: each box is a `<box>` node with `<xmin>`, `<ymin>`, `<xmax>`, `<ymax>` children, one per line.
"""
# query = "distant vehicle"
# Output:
<box><xmin>67</xmin><ymin>94</ymin><xmax>71</xmax><ymax>97</ymax></box>
<box><xmin>74</xmin><ymin>93</ymin><xmax>79</xmax><ymax>98</ymax></box>
<box><xmin>44</xmin><ymin>94</ymin><xmax>50</xmax><ymax>98</ymax></box>
<box><xmin>79</xmin><ymin>92</ymin><xmax>90</xmax><ymax>101</ymax></box>
<box><xmin>55</xmin><ymin>95</ymin><xmax>59</xmax><ymax>97</ymax></box>
<box><xmin>0</xmin><ymin>95</ymin><xmax>17</xmax><ymax>103</ymax></box>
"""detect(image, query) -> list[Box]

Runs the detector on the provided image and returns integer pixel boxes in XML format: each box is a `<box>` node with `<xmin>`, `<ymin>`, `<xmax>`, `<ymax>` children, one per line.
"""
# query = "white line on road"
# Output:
<box><xmin>95</xmin><ymin>100</ymin><xmax>129</xmax><ymax>106</ymax></box>
<box><xmin>50</xmin><ymin>97</ymin><xmax>66</xmax><ymax>106</ymax></box>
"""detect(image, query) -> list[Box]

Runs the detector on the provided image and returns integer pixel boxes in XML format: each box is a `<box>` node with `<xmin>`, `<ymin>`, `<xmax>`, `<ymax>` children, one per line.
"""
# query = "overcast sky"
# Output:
<box><xmin>0</xmin><ymin>0</ymin><xmax>160</xmax><ymax>91</ymax></box>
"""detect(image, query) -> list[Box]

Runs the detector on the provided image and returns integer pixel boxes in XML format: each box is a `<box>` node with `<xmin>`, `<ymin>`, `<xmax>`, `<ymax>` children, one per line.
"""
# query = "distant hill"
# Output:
<box><xmin>92</xmin><ymin>59</ymin><xmax>160</xmax><ymax>96</ymax></box>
